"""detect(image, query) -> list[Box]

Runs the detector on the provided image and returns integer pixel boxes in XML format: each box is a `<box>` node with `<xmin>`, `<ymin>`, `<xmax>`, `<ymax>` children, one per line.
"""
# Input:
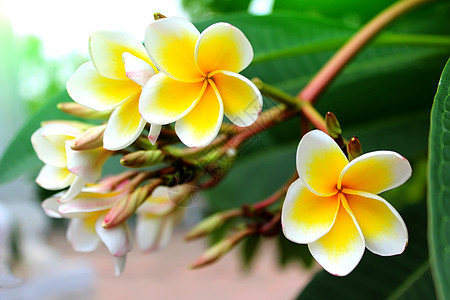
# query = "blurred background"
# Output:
<box><xmin>0</xmin><ymin>0</ymin><xmax>448</xmax><ymax>299</ymax></box>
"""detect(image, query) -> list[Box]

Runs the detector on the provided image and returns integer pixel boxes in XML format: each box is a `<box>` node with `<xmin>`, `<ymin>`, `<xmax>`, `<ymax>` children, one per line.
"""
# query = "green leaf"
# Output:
<box><xmin>0</xmin><ymin>92</ymin><xmax>75</xmax><ymax>184</ymax></box>
<box><xmin>201</xmin><ymin>11</ymin><xmax>448</xmax><ymax>213</ymax></box>
<box><xmin>428</xmin><ymin>58</ymin><xmax>450</xmax><ymax>300</ymax></box>
<box><xmin>277</xmin><ymin>233</ymin><xmax>313</xmax><ymax>268</ymax></box>
<box><xmin>240</xmin><ymin>234</ymin><xmax>261</xmax><ymax>269</ymax></box>
<box><xmin>297</xmin><ymin>203</ymin><xmax>436</xmax><ymax>300</ymax></box>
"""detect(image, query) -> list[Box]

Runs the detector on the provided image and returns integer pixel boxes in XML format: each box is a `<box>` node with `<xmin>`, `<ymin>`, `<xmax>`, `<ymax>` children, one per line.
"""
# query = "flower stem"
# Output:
<box><xmin>252</xmin><ymin>79</ymin><xmax>327</xmax><ymax>132</ymax></box>
<box><xmin>252</xmin><ymin>173</ymin><xmax>298</xmax><ymax>211</ymax></box>
<box><xmin>297</xmin><ymin>0</ymin><xmax>434</xmax><ymax>103</ymax></box>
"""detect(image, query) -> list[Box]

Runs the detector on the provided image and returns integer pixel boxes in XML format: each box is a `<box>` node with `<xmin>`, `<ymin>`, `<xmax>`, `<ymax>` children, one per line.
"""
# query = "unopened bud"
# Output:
<box><xmin>154</xmin><ymin>13</ymin><xmax>166</xmax><ymax>20</ymax></box>
<box><xmin>41</xmin><ymin>120</ymin><xmax>92</xmax><ymax>131</ymax></box>
<box><xmin>102</xmin><ymin>180</ymin><xmax>161</xmax><ymax>228</ymax></box>
<box><xmin>134</xmin><ymin>136</ymin><xmax>157</xmax><ymax>150</ymax></box>
<box><xmin>190</xmin><ymin>228</ymin><xmax>255</xmax><ymax>269</ymax></box>
<box><xmin>120</xmin><ymin>150</ymin><xmax>165</xmax><ymax>168</ymax></box>
<box><xmin>185</xmin><ymin>209</ymin><xmax>240</xmax><ymax>241</ymax></box>
<box><xmin>347</xmin><ymin>137</ymin><xmax>363</xmax><ymax>161</ymax></box>
<box><xmin>71</xmin><ymin>125</ymin><xmax>106</xmax><ymax>150</ymax></box>
<box><xmin>185</xmin><ymin>215</ymin><xmax>224</xmax><ymax>241</ymax></box>
<box><xmin>57</xmin><ymin>102</ymin><xmax>111</xmax><ymax>119</ymax></box>
<box><xmin>325</xmin><ymin>112</ymin><xmax>342</xmax><ymax>139</ymax></box>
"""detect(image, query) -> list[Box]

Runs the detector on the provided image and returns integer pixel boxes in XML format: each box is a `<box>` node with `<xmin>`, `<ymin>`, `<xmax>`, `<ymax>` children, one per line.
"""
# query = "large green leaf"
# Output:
<box><xmin>200</xmin><ymin>10</ymin><xmax>449</xmax><ymax>211</ymax></box>
<box><xmin>428</xmin><ymin>58</ymin><xmax>450</xmax><ymax>300</ymax></box>
<box><xmin>297</xmin><ymin>203</ymin><xmax>436</xmax><ymax>300</ymax></box>
<box><xmin>0</xmin><ymin>92</ymin><xmax>74</xmax><ymax>184</ymax></box>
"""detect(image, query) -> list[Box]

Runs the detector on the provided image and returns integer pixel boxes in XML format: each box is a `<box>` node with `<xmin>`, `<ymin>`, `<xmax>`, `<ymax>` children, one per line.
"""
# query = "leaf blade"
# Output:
<box><xmin>428</xmin><ymin>58</ymin><xmax>450</xmax><ymax>300</ymax></box>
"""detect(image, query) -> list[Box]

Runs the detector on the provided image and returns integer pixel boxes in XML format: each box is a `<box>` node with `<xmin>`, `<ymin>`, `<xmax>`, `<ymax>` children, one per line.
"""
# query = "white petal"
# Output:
<box><xmin>89</xmin><ymin>31</ymin><xmax>154</xmax><ymax>80</ymax></box>
<box><xmin>103</xmin><ymin>94</ymin><xmax>147</xmax><ymax>151</ymax></box>
<box><xmin>41</xmin><ymin>195</ymin><xmax>63</xmax><ymax>218</ymax></box>
<box><xmin>148</xmin><ymin>124</ymin><xmax>162</xmax><ymax>145</ymax></box>
<box><xmin>296</xmin><ymin>130</ymin><xmax>348</xmax><ymax>196</ymax></box>
<box><xmin>139</xmin><ymin>73</ymin><xmax>206</xmax><ymax>125</ymax></box>
<box><xmin>36</xmin><ymin>165</ymin><xmax>75</xmax><ymax>190</ymax></box>
<box><xmin>58</xmin><ymin>191</ymin><xmax>120</xmax><ymax>215</ymax></box>
<box><xmin>59</xmin><ymin>176</ymin><xmax>86</xmax><ymax>203</ymax></box>
<box><xmin>65</xmin><ymin>141</ymin><xmax>110</xmax><ymax>182</ymax></box>
<box><xmin>123</xmin><ymin>52</ymin><xmax>156</xmax><ymax>86</ymax></box>
<box><xmin>67</xmin><ymin>218</ymin><xmax>100</xmax><ymax>252</ymax></box>
<box><xmin>113</xmin><ymin>255</ymin><xmax>127</xmax><ymax>276</ymax></box>
<box><xmin>67</xmin><ymin>62</ymin><xmax>141</xmax><ymax>111</ymax></box>
<box><xmin>211</xmin><ymin>70</ymin><xmax>262</xmax><ymax>127</ymax></box>
<box><xmin>145</xmin><ymin>17</ymin><xmax>202</xmax><ymax>82</ymax></box>
<box><xmin>281</xmin><ymin>179</ymin><xmax>339</xmax><ymax>244</ymax></box>
<box><xmin>31</xmin><ymin>124</ymin><xmax>80</xmax><ymax>167</ymax></box>
<box><xmin>195</xmin><ymin>22</ymin><xmax>253</xmax><ymax>74</ymax></box>
<box><xmin>308</xmin><ymin>195</ymin><xmax>365</xmax><ymax>276</ymax></box>
<box><xmin>344</xmin><ymin>190</ymin><xmax>408</xmax><ymax>256</ymax></box>
<box><xmin>136</xmin><ymin>215</ymin><xmax>162</xmax><ymax>252</ymax></box>
<box><xmin>157</xmin><ymin>215</ymin><xmax>175</xmax><ymax>250</ymax></box>
<box><xmin>95</xmin><ymin>216</ymin><xmax>132</xmax><ymax>257</ymax></box>
<box><xmin>175</xmin><ymin>83</ymin><xmax>223</xmax><ymax>148</ymax></box>
<box><xmin>338</xmin><ymin>151</ymin><xmax>412</xmax><ymax>194</ymax></box>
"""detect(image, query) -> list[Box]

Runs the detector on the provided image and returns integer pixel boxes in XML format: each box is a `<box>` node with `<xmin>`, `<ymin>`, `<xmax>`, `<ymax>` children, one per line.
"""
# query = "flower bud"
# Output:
<box><xmin>190</xmin><ymin>228</ymin><xmax>255</xmax><ymax>269</ymax></box>
<box><xmin>57</xmin><ymin>102</ymin><xmax>111</xmax><ymax>119</ymax></box>
<box><xmin>120</xmin><ymin>150</ymin><xmax>165</xmax><ymax>168</ymax></box>
<box><xmin>325</xmin><ymin>112</ymin><xmax>342</xmax><ymax>139</ymax></box>
<box><xmin>154</xmin><ymin>13</ymin><xmax>167</xmax><ymax>20</ymax></box>
<box><xmin>347</xmin><ymin>136</ymin><xmax>363</xmax><ymax>161</ymax></box>
<box><xmin>185</xmin><ymin>215</ymin><xmax>223</xmax><ymax>241</ymax></box>
<box><xmin>185</xmin><ymin>209</ymin><xmax>241</xmax><ymax>241</ymax></box>
<box><xmin>102</xmin><ymin>180</ymin><xmax>161</xmax><ymax>228</ymax></box>
<box><xmin>71</xmin><ymin>125</ymin><xmax>106</xmax><ymax>151</ymax></box>
<box><xmin>40</xmin><ymin>120</ymin><xmax>92</xmax><ymax>131</ymax></box>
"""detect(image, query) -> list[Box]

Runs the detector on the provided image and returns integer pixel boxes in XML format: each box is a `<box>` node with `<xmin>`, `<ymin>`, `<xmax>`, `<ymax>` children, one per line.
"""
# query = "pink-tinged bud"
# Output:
<box><xmin>102</xmin><ymin>179</ymin><xmax>161</xmax><ymax>229</ymax></box>
<box><xmin>57</xmin><ymin>102</ymin><xmax>111</xmax><ymax>120</ymax></box>
<box><xmin>190</xmin><ymin>228</ymin><xmax>255</xmax><ymax>269</ymax></box>
<box><xmin>347</xmin><ymin>137</ymin><xmax>363</xmax><ymax>161</ymax></box>
<box><xmin>120</xmin><ymin>150</ymin><xmax>164</xmax><ymax>168</ymax></box>
<box><xmin>154</xmin><ymin>13</ymin><xmax>166</xmax><ymax>20</ymax></box>
<box><xmin>325</xmin><ymin>112</ymin><xmax>342</xmax><ymax>139</ymax></box>
<box><xmin>185</xmin><ymin>209</ymin><xmax>241</xmax><ymax>241</ymax></box>
<box><xmin>71</xmin><ymin>125</ymin><xmax>106</xmax><ymax>151</ymax></box>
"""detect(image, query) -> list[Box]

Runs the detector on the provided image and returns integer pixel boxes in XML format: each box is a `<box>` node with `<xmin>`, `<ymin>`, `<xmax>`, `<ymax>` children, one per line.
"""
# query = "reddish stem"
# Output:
<box><xmin>298</xmin><ymin>0</ymin><xmax>432</xmax><ymax>104</ymax></box>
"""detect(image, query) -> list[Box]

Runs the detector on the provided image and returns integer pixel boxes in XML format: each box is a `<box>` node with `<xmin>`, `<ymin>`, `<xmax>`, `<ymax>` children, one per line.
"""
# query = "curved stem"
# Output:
<box><xmin>297</xmin><ymin>0</ymin><xmax>434</xmax><ymax>103</ymax></box>
<box><xmin>253</xmin><ymin>173</ymin><xmax>298</xmax><ymax>211</ymax></box>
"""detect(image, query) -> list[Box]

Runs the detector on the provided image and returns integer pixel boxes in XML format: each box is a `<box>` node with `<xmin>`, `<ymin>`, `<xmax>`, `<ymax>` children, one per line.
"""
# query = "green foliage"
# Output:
<box><xmin>182</xmin><ymin>0</ymin><xmax>251</xmax><ymax>20</ymax></box>
<box><xmin>297</xmin><ymin>203</ymin><xmax>436</xmax><ymax>300</ymax></box>
<box><xmin>428</xmin><ymin>58</ymin><xmax>450</xmax><ymax>300</ymax></box>
<box><xmin>277</xmin><ymin>233</ymin><xmax>313</xmax><ymax>268</ymax></box>
<box><xmin>273</xmin><ymin>0</ymin><xmax>396</xmax><ymax>26</ymax></box>
<box><xmin>197</xmin><ymin>4</ymin><xmax>449</xmax><ymax>268</ymax></box>
<box><xmin>240</xmin><ymin>234</ymin><xmax>261</xmax><ymax>268</ymax></box>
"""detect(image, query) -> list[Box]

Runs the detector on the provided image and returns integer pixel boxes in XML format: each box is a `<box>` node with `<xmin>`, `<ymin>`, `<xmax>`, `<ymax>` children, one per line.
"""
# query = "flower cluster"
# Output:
<box><xmin>31</xmin><ymin>15</ymin><xmax>260</xmax><ymax>274</ymax></box>
<box><xmin>66</xmin><ymin>16</ymin><xmax>261</xmax><ymax>149</ymax></box>
<box><xmin>31</xmin><ymin>14</ymin><xmax>412</xmax><ymax>277</ymax></box>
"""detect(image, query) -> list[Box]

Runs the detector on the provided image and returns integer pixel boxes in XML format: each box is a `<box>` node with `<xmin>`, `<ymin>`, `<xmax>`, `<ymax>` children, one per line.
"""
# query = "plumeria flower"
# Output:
<box><xmin>67</xmin><ymin>31</ymin><xmax>161</xmax><ymax>150</ymax></box>
<box><xmin>136</xmin><ymin>185</ymin><xmax>187</xmax><ymax>252</ymax></box>
<box><xmin>281</xmin><ymin>130</ymin><xmax>411</xmax><ymax>276</ymax></box>
<box><xmin>140</xmin><ymin>17</ymin><xmax>263</xmax><ymax>147</ymax></box>
<box><xmin>31</xmin><ymin>122</ymin><xmax>111</xmax><ymax>201</ymax></box>
<box><xmin>42</xmin><ymin>186</ymin><xmax>132</xmax><ymax>276</ymax></box>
